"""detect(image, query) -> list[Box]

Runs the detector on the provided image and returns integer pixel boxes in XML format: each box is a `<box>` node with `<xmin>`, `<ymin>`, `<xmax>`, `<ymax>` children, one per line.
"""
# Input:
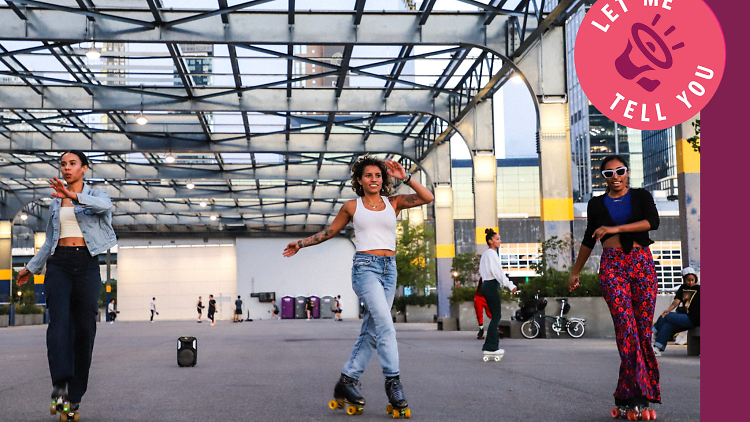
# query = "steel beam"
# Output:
<box><xmin>0</xmin><ymin>9</ymin><xmax>512</xmax><ymax>54</ymax></box>
<box><xmin>0</xmin><ymin>85</ymin><xmax>454</xmax><ymax>121</ymax></box>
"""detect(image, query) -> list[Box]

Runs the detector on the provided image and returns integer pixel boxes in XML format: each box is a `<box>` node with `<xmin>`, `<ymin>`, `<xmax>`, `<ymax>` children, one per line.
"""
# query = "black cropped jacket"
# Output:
<box><xmin>581</xmin><ymin>188</ymin><xmax>660</xmax><ymax>254</ymax></box>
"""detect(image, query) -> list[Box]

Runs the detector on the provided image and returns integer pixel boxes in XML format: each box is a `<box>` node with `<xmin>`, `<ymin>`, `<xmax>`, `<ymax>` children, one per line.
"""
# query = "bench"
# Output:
<box><xmin>687</xmin><ymin>326</ymin><xmax>700</xmax><ymax>356</ymax></box>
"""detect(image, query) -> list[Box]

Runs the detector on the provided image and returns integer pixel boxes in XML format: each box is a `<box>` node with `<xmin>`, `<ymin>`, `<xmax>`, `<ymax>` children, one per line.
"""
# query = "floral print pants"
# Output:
<box><xmin>599</xmin><ymin>248</ymin><xmax>661</xmax><ymax>404</ymax></box>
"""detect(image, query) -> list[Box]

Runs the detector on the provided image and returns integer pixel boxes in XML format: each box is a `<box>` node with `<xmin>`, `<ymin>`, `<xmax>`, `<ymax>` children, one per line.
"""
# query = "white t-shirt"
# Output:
<box><xmin>150</xmin><ymin>300</ymin><xmax>156</xmax><ymax>311</ymax></box>
<box><xmin>108</xmin><ymin>303</ymin><xmax>115</xmax><ymax>312</ymax></box>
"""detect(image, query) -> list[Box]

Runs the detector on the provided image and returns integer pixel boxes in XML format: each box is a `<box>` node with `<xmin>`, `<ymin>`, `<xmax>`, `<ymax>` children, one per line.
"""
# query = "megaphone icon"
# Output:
<box><xmin>615</xmin><ymin>15</ymin><xmax>684</xmax><ymax>93</ymax></box>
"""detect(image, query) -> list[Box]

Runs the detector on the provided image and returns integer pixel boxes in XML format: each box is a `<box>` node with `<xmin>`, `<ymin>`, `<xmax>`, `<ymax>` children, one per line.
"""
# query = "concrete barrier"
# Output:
<box><xmin>14</xmin><ymin>314</ymin><xmax>44</xmax><ymax>326</ymax></box>
<box><xmin>451</xmin><ymin>301</ymin><xmax>519</xmax><ymax>331</ymax></box>
<box><xmin>405</xmin><ymin>305</ymin><xmax>437</xmax><ymax>323</ymax></box>
<box><xmin>529</xmin><ymin>295</ymin><xmax>673</xmax><ymax>339</ymax></box>
<box><xmin>0</xmin><ymin>315</ymin><xmax>8</xmax><ymax>328</ymax></box>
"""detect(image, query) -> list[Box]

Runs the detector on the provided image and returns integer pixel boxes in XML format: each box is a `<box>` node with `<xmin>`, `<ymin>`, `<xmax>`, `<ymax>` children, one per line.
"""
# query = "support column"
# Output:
<box><xmin>676</xmin><ymin>114</ymin><xmax>700</xmax><ymax>276</ymax></box>
<box><xmin>0</xmin><ymin>222</ymin><xmax>11</xmax><ymax>304</ymax></box>
<box><xmin>472</xmin><ymin>153</ymin><xmax>498</xmax><ymax>254</ymax></box>
<box><xmin>538</xmin><ymin>103</ymin><xmax>573</xmax><ymax>260</ymax></box>
<box><xmin>422</xmin><ymin>139</ymin><xmax>454</xmax><ymax>318</ymax></box>
<box><xmin>33</xmin><ymin>232</ymin><xmax>46</xmax><ymax>304</ymax></box>
<box><xmin>457</xmin><ymin>99</ymin><xmax>497</xmax><ymax>255</ymax></box>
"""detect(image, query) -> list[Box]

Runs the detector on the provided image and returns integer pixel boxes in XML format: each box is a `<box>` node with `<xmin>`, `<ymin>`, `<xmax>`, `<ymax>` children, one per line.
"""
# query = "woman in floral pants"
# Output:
<box><xmin>568</xmin><ymin>155</ymin><xmax>661</xmax><ymax>419</ymax></box>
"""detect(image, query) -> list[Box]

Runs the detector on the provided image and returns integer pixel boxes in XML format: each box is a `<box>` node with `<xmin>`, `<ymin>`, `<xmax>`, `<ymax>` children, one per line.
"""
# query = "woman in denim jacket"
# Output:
<box><xmin>17</xmin><ymin>151</ymin><xmax>116</xmax><ymax>420</ymax></box>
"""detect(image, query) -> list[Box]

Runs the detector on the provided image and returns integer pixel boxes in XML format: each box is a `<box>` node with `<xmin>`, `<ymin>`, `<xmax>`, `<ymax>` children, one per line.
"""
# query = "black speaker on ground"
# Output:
<box><xmin>177</xmin><ymin>336</ymin><xmax>197</xmax><ymax>367</ymax></box>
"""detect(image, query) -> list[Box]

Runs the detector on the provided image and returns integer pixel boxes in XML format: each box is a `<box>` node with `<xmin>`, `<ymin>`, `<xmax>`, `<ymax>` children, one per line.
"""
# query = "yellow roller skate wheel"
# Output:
<box><xmin>73</xmin><ymin>413</ymin><xmax>80</xmax><ymax>422</ymax></box>
<box><xmin>59</xmin><ymin>413</ymin><xmax>68</xmax><ymax>422</ymax></box>
<box><xmin>404</xmin><ymin>408</ymin><xmax>411</xmax><ymax>418</ymax></box>
<box><xmin>392</xmin><ymin>409</ymin><xmax>400</xmax><ymax>419</ymax></box>
<box><xmin>386</xmin><ymin>404</ymin><xmax>393</xmax><ymax>414</ymax></box>
<box><xmin>357</xmin><ymin>408</ymin><xmax>364</xmax><ymax>415</ymax></box>
<box><xmin>51</xmin><ymin>403</ymin><xmax>57</xmax><ymax>415</ymax></box>
<box><xmin>329</xmin><ymin>400</ymin><xmax>339</xmax><ymax>410</ymax></box>
<box><xmin>347</xmin><ymin>406</ymin><xmax>358</xmax><ymax>415</ymax></box>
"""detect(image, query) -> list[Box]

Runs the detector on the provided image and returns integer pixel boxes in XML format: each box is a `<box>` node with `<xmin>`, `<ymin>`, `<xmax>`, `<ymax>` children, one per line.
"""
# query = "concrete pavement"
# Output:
<box><xmin>0</xmin><ymin>320</ymin><xmax>700</xmax><ymax>422</ymax></box>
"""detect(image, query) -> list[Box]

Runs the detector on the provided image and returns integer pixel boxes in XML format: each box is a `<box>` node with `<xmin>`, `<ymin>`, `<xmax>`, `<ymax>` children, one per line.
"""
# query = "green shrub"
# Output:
<box><xmin>449</xmin><ymin>285</ymin><xmax>517</xmax><ymax>304</ymax></box>
<box><xmin>16</xmin><ymin>304</ymin><xmax>45</xmax><ymax>314</ymax></box>
<box><xmin>0</xmin><ymin>305</ymin><xmax>8</xmax><ymax>315</ymax></box>
<box><xmin>392</xmin><ymin>294</ymin><xmax>437</xmax><ymax>313</ymax></box>
<box><xmin>449</xmin><ymin>286</ymin><xmax>475</xmax><ymax>304</ymax></box>
<box><xmin>516</xmin><ymin>269</ymin><xmax>601</xmax><ymax>302</ymax></box>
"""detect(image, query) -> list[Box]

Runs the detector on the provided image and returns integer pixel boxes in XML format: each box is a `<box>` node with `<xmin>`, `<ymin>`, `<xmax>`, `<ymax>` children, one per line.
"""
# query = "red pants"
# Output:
<box><xmin>599</xmin><ymin>248</ymin><xmax>660</xmax><ymax>404</ymax></box>
<box><xmin>473</xmin><ymin>295</ymin><xmax>492</xmax><ymax>325</ymax></box>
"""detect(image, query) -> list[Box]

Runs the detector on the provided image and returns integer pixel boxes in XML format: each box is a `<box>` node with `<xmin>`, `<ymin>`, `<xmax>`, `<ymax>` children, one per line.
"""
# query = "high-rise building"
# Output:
<box><xmin>641</xmin><ymin>127</ymin><xmax>678</xmax><ymax>199</ymax></box>
<box><xmin>179</xmin><ymin>44</ymin><xmax>213</xmax><ymax>87</ymax></box>
<box><xmin>566</xmin><ymin>3</ymin><xmax>643</xmax><ymax>202</ymax></box>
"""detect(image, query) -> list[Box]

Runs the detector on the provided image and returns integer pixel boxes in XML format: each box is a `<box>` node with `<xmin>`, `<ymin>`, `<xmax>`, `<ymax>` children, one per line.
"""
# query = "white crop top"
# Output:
<box><xmin>59</xmin><ymin>207</ymin><xmax>83</xmax><ymax>238</ymax></box>
<box><xmin>352</xmin><ymin>197</ymin><xmax>397</xmax><ymax>252</ymax></box>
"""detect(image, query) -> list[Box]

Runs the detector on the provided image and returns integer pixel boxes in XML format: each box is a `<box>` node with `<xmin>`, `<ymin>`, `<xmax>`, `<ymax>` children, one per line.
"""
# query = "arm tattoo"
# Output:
<box><xmin>403</xmin><ymin>194</ymin><xmax>418</xmax><ymax>205</ymax></box>
<box><xmin>300</xmin><ymin>228</ymin><xmax>334</xmax><ymax>247</ymax></box>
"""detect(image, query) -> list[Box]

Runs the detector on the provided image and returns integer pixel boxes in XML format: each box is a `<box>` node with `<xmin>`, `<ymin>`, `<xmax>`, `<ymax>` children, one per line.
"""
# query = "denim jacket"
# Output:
<box><xmin>26</xmin><ymin>184</ymin><xmax>117</xmax><ymax>274</ymax></box>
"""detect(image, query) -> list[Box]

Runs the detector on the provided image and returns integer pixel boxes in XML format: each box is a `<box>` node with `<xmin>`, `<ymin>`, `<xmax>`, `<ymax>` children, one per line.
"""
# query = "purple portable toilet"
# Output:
<box><xmin>281</xmin><ymin>296</ymin><xmax>295</xmax><ymax>319</ymax></box>
<box><xmin>308</xmin><ymin>296</ymin><xmax>320</xmax><ymax>318</ymax></box>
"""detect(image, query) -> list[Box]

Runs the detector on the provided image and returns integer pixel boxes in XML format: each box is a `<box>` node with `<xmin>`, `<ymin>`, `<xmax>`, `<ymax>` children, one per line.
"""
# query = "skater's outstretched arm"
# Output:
<box><xmin>283</xmin><ymin>201</ymin><xmax>355</xmax><ymax>257</ymax></box>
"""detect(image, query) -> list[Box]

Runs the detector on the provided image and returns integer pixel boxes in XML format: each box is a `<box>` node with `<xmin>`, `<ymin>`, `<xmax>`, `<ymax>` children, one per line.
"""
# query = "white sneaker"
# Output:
<box><xmin>483</xmin><ymin>349</ymin><xmax>505</xmax><ymax>356</ymax></box>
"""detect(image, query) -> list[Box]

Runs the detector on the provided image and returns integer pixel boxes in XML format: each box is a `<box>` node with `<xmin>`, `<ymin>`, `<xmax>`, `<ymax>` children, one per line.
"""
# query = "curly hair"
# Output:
<box><xmin>350</xmin><ymin>155</ymin><xmax>393</xmax><ymax>197</ymax></box>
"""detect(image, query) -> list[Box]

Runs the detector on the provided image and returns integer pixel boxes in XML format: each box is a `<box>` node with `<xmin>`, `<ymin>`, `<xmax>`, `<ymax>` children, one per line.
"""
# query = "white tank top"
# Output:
<box><xmin>353</xmin><ymin>196</ymin><xmax>397</xmax><ymax>252</ymax></box>
<box><xmin>59</xmin><ymin>207</ymin><xmax>83</xmax><ymax>238</ymax></box>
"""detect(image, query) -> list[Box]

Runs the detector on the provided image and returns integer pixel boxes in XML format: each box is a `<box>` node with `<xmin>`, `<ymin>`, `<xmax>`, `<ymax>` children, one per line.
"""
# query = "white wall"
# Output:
<box><xmin>117</xmin><ymin>239</ymin><xmax>236</xmax><ymax>321</ymax></box>
<box><xmin>236</xmin><ymin>238</ymin><xmax>359</xmax><ymax>320</ymax></box>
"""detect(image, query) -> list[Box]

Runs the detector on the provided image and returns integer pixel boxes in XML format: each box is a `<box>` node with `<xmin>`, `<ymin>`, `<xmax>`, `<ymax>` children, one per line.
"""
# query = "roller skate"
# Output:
<box><xmin>384</xmin><ymin>376</ymin><xmax>410</xmax><ymax>419</ymax></box>
<box><xmin>476</xmin><ymin>327</ymin><xmax>485</xmax><ymax>339</ymax></box>
<box><xmin>328</xmin><ymin>374</ymin><xmax>365</xmax><ymax>415</ymax></box>
<box><xmin>482</xmin><ymin>348</ymin><xmax>504</xmax><ymax>362</ymax></box>
<box><xmin>50</xmin><ymin>383</ymin><xmax>70</xmax><ymax>419</ymax></box>
<box><xmin>60</xmin><ymin>402</ymin><xmax>80</xmax><ymax>422</ymax></box>
<box><xmin>611</xmin><ymin>405</ymin><xmax>656</xmax><ymax>420</ymax></box>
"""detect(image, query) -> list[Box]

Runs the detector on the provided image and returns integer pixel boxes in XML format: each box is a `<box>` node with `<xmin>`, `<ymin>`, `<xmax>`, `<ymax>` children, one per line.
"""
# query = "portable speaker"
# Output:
<box><xmin>177</xmin><ymin>336</ymin><xmax>197</xmax><ymax>367</ymax></box>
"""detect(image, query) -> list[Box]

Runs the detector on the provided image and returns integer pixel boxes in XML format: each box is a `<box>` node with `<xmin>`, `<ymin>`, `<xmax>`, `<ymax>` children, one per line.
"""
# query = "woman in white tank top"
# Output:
<box><xmin>284</xmin><ymin>155</ymin><xmax>433</xmax><ymax>416</ymax></box>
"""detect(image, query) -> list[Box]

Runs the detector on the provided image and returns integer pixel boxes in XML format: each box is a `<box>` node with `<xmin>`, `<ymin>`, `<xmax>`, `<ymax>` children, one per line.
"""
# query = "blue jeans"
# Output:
<box><xmin>342</xmin><ymin>253</ymin><xmax>400</xmax><ymax>379</ymax></box>
<box><xmin>654</xmin><ymin>312</ymin><xmax>694</xmax><ymax>351</ymax></box>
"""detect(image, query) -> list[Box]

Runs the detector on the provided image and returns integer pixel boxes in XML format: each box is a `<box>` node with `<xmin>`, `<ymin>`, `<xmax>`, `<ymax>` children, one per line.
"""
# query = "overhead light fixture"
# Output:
<box><xmin>210</xmin><ymin>215</ymin><xmax>217</xmax><ymax>221</ymax></box>
<box><xmin>136</xmin><ymin>113</ymin><xmax>148</xmax><ymax>125</ymax></box>
<box><xmin>20</xmin><ymin>213</ymin><xmax>28</xmax><ymax>221</ymax></box>
<box><xmin>199</xmin><ymin>201</ymin><xmax>207</xmax><ymax>207</ymax></box>
<box><xmin>165</xmin><ymin>154</ymin><xmax>176</xmax><ymax>164</ymax></box>
<box><xmin>186</xmin><ymin>181</ymin><xmax>195</xmax><ymax>190</ymax></box>
<box><xmin>85</xmin><ymin>46</ymin><xmax>101</xmax><ymax>60</ymax></box>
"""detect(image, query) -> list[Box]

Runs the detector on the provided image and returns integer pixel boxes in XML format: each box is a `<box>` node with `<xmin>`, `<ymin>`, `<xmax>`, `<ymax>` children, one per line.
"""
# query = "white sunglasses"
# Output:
<box><xmin>601</xmin><ymin>166</ymin><xmax>628</xmax><ymax>179</ymax></box>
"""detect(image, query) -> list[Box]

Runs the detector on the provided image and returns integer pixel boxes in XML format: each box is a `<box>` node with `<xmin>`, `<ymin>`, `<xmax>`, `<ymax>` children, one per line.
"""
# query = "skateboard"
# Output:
<box><xmin>482</xmin><ymin>354</ymin><xmax>503</xmax><ymax>362</ymax></box>
<box><xmin>611</xmin><ymin>406</ymin><xmax>656</xmax><ymax>420</ymax></box>
<box><xmin>385</xmin><ymin>404</ymin><xmax>411</xmax><ymax>419</ymax></box>
<box><xmin>328</xmin><ymin>398</ymin><xmax>364</xmax><ymax>416</ymax></box>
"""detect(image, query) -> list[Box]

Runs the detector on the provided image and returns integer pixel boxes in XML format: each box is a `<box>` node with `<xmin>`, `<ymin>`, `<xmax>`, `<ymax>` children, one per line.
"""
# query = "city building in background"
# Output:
<box><xmin>566</xmin><ymin>2</ymin><xmax>643</xmax><ymax>202</ymax></box>
<box><xmin>642</xmin><ymin>127</ymin><xmax>678</xmax><ymax>200</ymax></box>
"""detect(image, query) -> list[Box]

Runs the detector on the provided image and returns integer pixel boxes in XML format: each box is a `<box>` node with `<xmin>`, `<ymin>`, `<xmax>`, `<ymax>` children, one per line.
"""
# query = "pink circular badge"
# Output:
<box><xmin>575</xmin><ymin>0</ymin><xmax>725</xmax><ymax>130</ymax></box>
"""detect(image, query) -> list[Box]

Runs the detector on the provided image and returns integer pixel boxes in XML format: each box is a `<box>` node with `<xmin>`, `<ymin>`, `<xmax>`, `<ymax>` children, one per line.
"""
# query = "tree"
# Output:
<box><xmin>395</xmin><ymin>219</ymin><xmax>436</xmax><ymax>293</ymax></box>
<box><xmin>686</xmin><ymin>119</ymin><xmax>700</xmax><ymax>153</ymax></box>
<box><xmin>450</xmin><ymin>252</ymin><xmax>480</xmax><ymax>287</ymax></box>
